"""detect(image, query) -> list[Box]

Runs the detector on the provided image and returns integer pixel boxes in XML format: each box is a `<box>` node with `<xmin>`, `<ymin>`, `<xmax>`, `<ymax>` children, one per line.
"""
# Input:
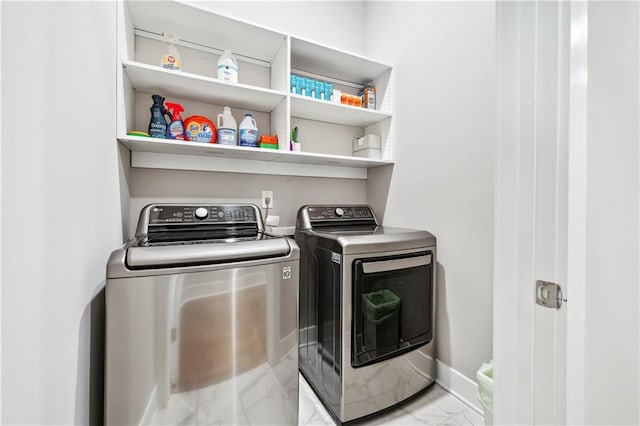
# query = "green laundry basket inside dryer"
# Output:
<box><xmin>362</xmin><ymin>289</ymin><xmax>401</xmax><ymax>350</ymax></box>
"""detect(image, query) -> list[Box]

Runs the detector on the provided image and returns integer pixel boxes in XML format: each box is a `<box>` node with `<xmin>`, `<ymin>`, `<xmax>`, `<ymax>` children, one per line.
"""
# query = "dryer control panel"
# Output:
<box><xmin>307</xmin><ymin>206</ymin><xmax>374</xmax><ymax>221</ymax></box>
<box><xmin>148</xmin><ymin>205</ymin><xmax>257</xmax><ymax>224</ymax></box>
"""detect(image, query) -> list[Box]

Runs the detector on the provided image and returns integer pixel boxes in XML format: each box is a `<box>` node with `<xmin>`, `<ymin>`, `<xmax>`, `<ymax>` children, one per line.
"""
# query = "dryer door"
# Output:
<box><xmin>351</xmin><ymin>251</ymin><xmax>433</xmax><ymax>368</ymax></box>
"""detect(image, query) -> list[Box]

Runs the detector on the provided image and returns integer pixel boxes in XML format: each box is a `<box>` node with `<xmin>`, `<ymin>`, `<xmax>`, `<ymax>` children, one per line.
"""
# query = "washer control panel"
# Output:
<box><xmin>149</xmin><ymin>205</ymin><xmax>257</xmax><ymax>224</ymax></box>
<box><xmin>307</xmin><ymin>206</ymin><xmax>373</xmax><ymax>221</ymax></box>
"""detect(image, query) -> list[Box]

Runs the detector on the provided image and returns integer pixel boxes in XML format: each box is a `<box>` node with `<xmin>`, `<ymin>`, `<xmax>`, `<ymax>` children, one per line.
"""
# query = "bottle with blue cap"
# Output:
<box><xmin>239</xmin><ymin>113</ymin><xmax>258</xmax><ymax>147</ymax></box>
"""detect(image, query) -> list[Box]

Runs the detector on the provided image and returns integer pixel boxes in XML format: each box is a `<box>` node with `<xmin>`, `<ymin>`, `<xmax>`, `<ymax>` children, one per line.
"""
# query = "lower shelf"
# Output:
<box><xmin>119</xmin><ymin>136</ymin><xmax>393</xmax><ymax>179</ymax></box>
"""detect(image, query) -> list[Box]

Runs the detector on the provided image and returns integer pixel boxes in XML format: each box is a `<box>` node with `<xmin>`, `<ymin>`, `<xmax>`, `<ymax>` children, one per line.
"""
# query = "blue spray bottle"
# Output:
<box><xmin>165</xmin><ymin>102</ymin><xmax>185</xmax><ymax>140</ymax></box>
<box><xmin>148</xmin><ymin>94</ymin><xmax>168</xmax><ymax>138</ymax></box>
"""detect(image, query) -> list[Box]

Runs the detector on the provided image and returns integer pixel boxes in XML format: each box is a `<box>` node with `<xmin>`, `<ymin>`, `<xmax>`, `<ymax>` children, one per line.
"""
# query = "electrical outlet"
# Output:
<box><xmin>261</xmin><ymin>190</ymin><xmax>274</xmax><ymax>209</ymax></box>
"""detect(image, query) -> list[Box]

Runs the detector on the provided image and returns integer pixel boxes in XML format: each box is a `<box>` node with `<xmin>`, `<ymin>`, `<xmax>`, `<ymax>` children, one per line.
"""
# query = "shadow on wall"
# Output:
<box><xmin>118</xmin><ymin>144</ymin><xmax>132</xmax><ymax>244</ymax></box>
<box><xmin>75</xmin><ymin>284</ymin><xmax>106</xmax><ymax>426</ymax></box>
<box><xmin>435</xmin><ymin>263</ymin><xmax>451</xmax><ymax>368</ymax></box>
<box><xmin>367</xmin><ymin>164</ymin><xmax>394</xmax><ymax>222</ymax></box>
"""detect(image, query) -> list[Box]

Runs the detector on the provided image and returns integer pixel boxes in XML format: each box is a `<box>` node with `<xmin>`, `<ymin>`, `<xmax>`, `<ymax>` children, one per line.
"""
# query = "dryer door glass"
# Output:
<box><xmin>351</xmin><ymin>251</ymin><xmax>433</xmax><ymax>368</ymax></box>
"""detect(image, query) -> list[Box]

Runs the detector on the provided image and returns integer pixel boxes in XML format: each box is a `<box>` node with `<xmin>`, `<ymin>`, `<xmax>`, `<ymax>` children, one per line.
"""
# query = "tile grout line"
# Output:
<box><xmin>435</xmin><ymin>408</ymin><xmax>470</xmax><ymax>426</ymax></box>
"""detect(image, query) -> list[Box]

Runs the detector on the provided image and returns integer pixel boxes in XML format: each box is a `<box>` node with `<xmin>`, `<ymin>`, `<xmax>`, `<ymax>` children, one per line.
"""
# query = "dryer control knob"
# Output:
<box><xmin>335</xmin><ymin>207</ymin><xmax>344</xmax><ymax>217</ymax></box>
<box><xmin>195</xmin><ymin>207</ymin><xmax>209</xmax><ymax>220</ymax></box>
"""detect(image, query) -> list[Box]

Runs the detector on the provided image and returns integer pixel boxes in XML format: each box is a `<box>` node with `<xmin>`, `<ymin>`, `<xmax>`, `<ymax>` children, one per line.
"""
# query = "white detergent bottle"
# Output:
<box><xmin>217</xmin><ymin>49</ymin><xmax>238</xmax><ymax>83</ymax></box>
<box><xmin>239</xmin><ymin>113</ymin><xmax>258</xmax><ymax>147</ymax></box>
<box><xmin>217</xmin><ymin>106</ymin><xmax>238</xmax><ymax>146</ymax></box>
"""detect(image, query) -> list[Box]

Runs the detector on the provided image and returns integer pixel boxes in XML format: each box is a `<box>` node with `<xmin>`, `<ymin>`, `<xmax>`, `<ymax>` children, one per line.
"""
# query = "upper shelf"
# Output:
<box><xmin>290</xmin><ymin>95</ymin><xmax>392</xmax><ymax>127</ymax></box>
<box><xmin>291</xmin><ymin>37</ymin><xmax>392</xmax><ymax>85</ymax></box>
<box><xmin>125</xmin><ymin>1</ymin><xmax>287</xmax><ymax>63</ymax></box>
<box><xmin>123</xmin><ymin>60</ymin><xmax>287</xmax><ymax>112</ymax></box>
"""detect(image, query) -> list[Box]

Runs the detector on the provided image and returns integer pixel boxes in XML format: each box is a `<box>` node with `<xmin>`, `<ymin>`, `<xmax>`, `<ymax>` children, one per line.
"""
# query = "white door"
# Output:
<box><xmin>495</xmin><ymin>0</ymin><xmax>640</xmax><ymax>423</ymax></box>
<box><xmin>494</xmin><ymin>1</ymin><xmax>588</xmax><ymax>424</ymax></box>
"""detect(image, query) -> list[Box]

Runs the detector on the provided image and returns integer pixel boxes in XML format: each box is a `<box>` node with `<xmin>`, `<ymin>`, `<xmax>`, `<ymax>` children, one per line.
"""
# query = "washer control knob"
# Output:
<box><xmin>195</xmin><ymin>207</ymin><xmax>209</xmax><ymax>220</ymax></box>
<box><xmin>335</xmin><ymin>207</ymin><xmax>344</xmax><ymax>217</ymax></box>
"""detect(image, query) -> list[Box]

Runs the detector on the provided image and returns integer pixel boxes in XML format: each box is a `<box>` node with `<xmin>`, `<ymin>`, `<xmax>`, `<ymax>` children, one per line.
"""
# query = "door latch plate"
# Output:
<box><xmin>536</xmin><ymin>280</ymin><xmax>565</xmax><ymax>309</ymax></box>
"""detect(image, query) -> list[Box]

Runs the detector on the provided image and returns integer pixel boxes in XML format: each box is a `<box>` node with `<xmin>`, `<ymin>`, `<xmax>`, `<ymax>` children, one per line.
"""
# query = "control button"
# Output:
<box><xmin>195</xmin><ymin>207</ymin><xmax>209</xmax><ymax>220</ymax></box>
<box><xmin>335</xmin><ymin>207</ymin><xmax>344</xmax><ymax>217</ymax></box>
<box><xmin>218</xmin><ymin>211</ymin><xmax>224</xmax><ymax>218</ymax></box>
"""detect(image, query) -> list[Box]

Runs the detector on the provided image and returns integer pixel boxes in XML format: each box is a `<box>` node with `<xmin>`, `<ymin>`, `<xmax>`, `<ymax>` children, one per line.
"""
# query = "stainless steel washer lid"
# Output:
<box><xmin>107</xmin><ymin>202</ymin><xmax>298</xmax><ymax>278</ymax></box>
<box><xmin>126</xmin><ymin>237</ymin><xmax>292</xmax><ymax>268</ymax></box>
<box><xmin>107</xmin><ymin>237</ymin><xmax>297</xmax><ymax>278</ymax></box>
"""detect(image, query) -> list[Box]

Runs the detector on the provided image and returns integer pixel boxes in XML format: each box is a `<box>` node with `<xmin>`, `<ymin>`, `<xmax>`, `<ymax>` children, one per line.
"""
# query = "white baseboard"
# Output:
<box><xmin>436</xmin><ymin>359</ymin><xmax>482</xmax><ymax>414</ymax></box>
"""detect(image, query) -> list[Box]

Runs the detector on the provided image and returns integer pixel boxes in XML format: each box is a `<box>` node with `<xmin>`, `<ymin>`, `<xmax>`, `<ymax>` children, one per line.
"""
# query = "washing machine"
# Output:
<box><xmin>295</xmin><ymin>204</ymin><xmax>437</xmax><ymax>424</ymax></box>
<box><xmin>105</xmin><ymin>203</ymin><xmax>299</xmax><ymax>425</ymax></box>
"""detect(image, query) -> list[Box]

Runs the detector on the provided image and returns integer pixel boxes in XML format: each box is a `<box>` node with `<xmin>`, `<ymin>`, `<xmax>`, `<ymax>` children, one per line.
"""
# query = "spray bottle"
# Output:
<box><xmin>148</xmin><ymin>94</ymin><xmax>168</xmax><ymax>138</ymax></box>
<box><xmin>160</xmin><ymin>33</ymin><xmax>182</xmax><ymax>71</ymax></box>
<box><xmin>165</xmin><ymin>102</ymin><xmax>185</xmax><ymax>140</ymax></box>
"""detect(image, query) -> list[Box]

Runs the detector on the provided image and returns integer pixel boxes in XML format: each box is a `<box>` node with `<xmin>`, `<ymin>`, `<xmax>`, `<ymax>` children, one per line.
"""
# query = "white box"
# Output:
<box><xmin>265</xmin><ymin>225</ymin><xmax>295</xmax><ymax>236</ymax></box>
<box><xmin>352</xmin><ymin>134</ymin><xmax>381</xmax><ymax>152</ymax></box>
<box><xmin>353</xmin><ymin>148</ymin><xmax>381</xmax><ymax>159</ymax></box>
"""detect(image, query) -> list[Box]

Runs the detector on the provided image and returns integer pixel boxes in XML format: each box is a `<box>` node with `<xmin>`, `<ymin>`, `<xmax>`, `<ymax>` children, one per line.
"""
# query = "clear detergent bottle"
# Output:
<box><xmin>160</xmin><ymin>33</ymin><xmax>182</xmax><ymax>71</ymax></box>
<box><xmin>239</xmin><ymin>113</ymin><xmax>258</xmax><ymax>147</ymax></box>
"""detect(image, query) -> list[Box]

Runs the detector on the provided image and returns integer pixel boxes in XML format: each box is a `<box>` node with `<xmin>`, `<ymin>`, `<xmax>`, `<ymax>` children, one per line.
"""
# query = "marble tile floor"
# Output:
<box><xmin>299</xmin><ymin>374</ymin><xmax>484</xmax><ymax>426</ymax></box>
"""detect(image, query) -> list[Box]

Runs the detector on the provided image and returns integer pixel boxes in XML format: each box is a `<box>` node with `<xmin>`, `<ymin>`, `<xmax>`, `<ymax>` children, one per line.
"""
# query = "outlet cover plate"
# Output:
<box><xmin>262</xmin><ymin>190</ymin><xmax>273</xmax><ymax>208</ymax></box>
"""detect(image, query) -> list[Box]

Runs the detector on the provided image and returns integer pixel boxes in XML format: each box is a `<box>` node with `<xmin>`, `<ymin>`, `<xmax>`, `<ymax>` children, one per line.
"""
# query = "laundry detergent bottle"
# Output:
<box><xmin>148</xmin><ymin>94</ymin><xmax>168</xmax><ymax>138</ymax></box>
<box><xmin>239</xmin><ymin>113</ymin><xmax>258</xmax><ymax>147</ymax></box>
<box><xmin>217</xmin><ymin>106</ymin><xmax>237</xmax><ymax>145</ymax></box>
<box><xmin>217</xmin><ymin>49</ymin><xmax>238</xmax><ymax>83</ymax></box>
<box><xmin>165</xmin><ymin>102</ymin><xmax>185</xmax><ymax>140</ymax></box>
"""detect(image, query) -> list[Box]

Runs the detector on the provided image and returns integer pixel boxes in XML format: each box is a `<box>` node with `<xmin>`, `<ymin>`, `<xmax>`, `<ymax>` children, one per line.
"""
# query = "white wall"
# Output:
<box><xmin>1</xmin><ymin>2</ymin><xmax>121</xmax><ymax>424</ymax></box>
<box><xmin>128</xmin><ymin>169</ymin><xmax>367</xmax><ymax>234</ymax></box>
<box><xmin>365</xmin><ymin>2</ymin><xmax>496</xmax><ymax>381</ymax></box>
<box><xmin>197</xmin><ymin>1</ymin><xmax>366</xmax><ymax>55</ymax></box>
<box><xmin>585</xmin><ymin>2</ymin><xmax>639</xmax><ymax>423</ymax></box>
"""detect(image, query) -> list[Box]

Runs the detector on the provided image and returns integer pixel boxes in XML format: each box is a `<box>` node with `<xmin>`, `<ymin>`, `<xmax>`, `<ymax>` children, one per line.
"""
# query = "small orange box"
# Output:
<box><xmin>259</xmin><ymin>135</ymin><xmax>278</xmax><ymax>144</ymax></box>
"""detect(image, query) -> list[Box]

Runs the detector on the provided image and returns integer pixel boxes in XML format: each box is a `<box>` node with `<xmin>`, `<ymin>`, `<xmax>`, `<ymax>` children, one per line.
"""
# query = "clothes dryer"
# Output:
<box><xmin>295</xmin><ymin>205</ymin><xmax>436</xmax><ymax>423</ymax></box>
